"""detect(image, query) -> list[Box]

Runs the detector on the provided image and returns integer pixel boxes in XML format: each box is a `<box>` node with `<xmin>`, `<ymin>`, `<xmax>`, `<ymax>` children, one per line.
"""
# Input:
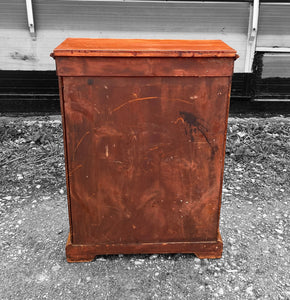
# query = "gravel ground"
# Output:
<box><xmin>0</xmin><ymin>115</ymin><xmax>289</xmax><ymax>299</ymax></box>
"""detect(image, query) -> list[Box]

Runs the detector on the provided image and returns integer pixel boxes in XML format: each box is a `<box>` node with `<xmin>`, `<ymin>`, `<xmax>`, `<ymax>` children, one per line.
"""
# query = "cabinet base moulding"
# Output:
<box><xmin>65</xmin><ymin>231</ymin><xmax>223</xmax><ymax>262</ymax></box>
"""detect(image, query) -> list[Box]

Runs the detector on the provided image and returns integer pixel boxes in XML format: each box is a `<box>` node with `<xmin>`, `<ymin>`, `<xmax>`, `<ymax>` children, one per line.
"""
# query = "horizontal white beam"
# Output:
<box><xmin>261</xmin><ymin>2</ymin><xmax>290</xmax><ymax>6</ymax></box>
<box><xmin>256</xmin><ymin>47</ymin><xmax>290</xmax><ymax>53</ymax></box>
<box><xmin>254</xmin><ymin>99</ymin><xmax>290</xmax><ymax>102</ymax></box>
<box><xmin>62</xmin><ymin>0</ymin><xmax>247</xmax><ymax>3</ymax></box>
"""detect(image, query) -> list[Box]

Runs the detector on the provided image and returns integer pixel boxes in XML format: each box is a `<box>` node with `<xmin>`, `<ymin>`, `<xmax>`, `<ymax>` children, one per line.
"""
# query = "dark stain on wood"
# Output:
<box><xmin>179</xmin><ymin>111</ymin><xmax>218</xmax><ymax>158</ymax></box>
<box><xmin>179</xmin><ymin>111</ymin><xmax>209</xmax><ymax>144</ymax></box>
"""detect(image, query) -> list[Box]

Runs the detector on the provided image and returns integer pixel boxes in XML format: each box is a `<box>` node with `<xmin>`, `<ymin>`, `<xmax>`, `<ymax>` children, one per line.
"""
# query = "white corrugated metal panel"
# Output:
<box><xmin>0</xmin><ymin>0</ymin><xmax>27</xmax><ymax>29</ymax></box>
<box><xmin>262</xmin><ymin>54</ymin><xmax>290</xmax><ymax>79</ymax></box>
<box><xmin>0</xmin><ymin>1</ymin><xmax>249</xmax><ymax>71</ymax></box>
<box><xmin>257</xmin><ymin>4</ymin><xmax>290</xmax><ymax>48</ymax></box>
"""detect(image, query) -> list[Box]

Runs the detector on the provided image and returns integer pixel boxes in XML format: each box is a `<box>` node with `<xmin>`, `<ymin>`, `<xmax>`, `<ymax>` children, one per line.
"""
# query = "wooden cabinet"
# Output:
<box><xmin>52</xmin><ymin>38</ymin><xmax>237</xmax><ymax>262</ymax></box>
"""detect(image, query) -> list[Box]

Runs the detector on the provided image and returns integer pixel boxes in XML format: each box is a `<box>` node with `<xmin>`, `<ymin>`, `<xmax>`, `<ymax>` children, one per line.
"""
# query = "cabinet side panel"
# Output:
<box><xmin>58</xmin><ymin>76</ymin><xmax>74</xmax><ymax>241</ymax></box>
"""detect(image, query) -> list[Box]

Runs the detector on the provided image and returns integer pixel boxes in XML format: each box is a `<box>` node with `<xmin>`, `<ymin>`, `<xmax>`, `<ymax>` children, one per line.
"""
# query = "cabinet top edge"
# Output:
<box><xmin>52</xmin><ymin>38</ymin><xmax>237</xmax><ymax>58</ymax></box>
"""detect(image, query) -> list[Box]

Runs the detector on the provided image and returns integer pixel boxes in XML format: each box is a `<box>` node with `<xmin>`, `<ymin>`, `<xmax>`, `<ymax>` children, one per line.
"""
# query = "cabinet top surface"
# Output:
<box><xmin>52</xmin><ymin>38</ymin><xmax>237</xmax><ymax>58</ymax></box>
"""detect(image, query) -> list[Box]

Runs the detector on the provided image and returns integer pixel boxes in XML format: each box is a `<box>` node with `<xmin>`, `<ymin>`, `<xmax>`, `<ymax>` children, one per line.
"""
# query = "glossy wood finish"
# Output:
<box><xmin>66</xmin><ymin>231</ymin><xmax>223</xmax><ymax>263</ymax></box>
<box><xmin>53</xmin><ymin>38</ymin><xmax>237</xmax><ymax>58</ymax></box>
<box><xmin>53</xmin><ymin>38</ymin><xmax>237</xmax><ymax>262</ymax></box>
<box><xmin>55</xmin><ymin>57</ymin><xmax>234</xmax><ymax>77</ymax></box>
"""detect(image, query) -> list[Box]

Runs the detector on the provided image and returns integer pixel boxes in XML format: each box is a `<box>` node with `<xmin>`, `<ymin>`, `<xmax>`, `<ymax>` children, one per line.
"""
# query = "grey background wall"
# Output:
<box><xmin>1</xmin><ymin>0</ymin><xmax>290</xmax><ymax>111</ymax></box>
<box><xmin>1</xmin><ymin>1</ymin><xmax>250</xmax><ymax>72</ymax></box>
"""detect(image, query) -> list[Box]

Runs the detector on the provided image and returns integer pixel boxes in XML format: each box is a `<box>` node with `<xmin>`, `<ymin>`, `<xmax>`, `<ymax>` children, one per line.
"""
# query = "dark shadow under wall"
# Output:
<box><xmin>0</xmin><ymin>70</ymin><xmax>290</xmax><ymax>115</ymax></box>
